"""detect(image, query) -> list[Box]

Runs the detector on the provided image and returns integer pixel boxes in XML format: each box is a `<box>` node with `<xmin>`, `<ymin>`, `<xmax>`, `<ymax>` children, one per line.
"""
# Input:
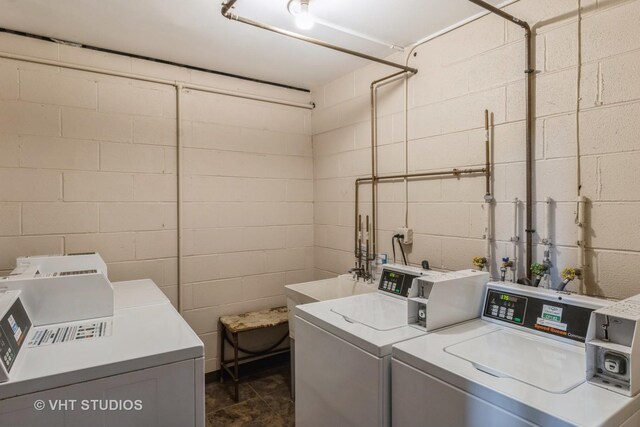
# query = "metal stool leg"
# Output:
<box><xmin>232</xmin><ymin>332</ymin><xmax>239</xmax><ymax>402</ymax></box>
<box><xmin>219</xmin><ymin>322</ymin><xmax>225</xmax><ymax>384</ymax></box>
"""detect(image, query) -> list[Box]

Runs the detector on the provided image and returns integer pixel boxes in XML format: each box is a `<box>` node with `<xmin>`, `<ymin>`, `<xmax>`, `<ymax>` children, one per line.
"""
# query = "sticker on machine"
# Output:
<box><xmin>27</xmin><ymin>320</ymin><xmax>112</xmax><ymax>347</ymax></box>
<box><xmin>536</xmin><ymin>304</ymin><xmax>567</xmax><ymax>331</ymax></box>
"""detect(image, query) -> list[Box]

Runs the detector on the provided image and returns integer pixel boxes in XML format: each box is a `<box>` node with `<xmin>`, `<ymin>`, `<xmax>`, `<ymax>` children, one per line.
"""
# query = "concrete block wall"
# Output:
<box><xmin>312</xmin><ymin>0</ymin><xmax>640</xmax><ymax>299</ymax></box>
<box><xmin>0</xmin><ymin>32</ymin><xmax>313</xmax><ymax>372</ymax></box>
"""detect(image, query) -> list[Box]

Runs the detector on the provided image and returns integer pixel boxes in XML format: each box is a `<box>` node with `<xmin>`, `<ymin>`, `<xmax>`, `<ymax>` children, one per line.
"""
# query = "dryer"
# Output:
<box><xmin>0</xmin><ymin>254</ymin><xmax>204</xmax><ymax>427</ymax></box>
<box><xmin>294</xmin><ymin>264</ymin><xmax>488</xmax><ymax>427</ymax></box>
<box><xmin>391</xmin><ymin>282</ymin><xmax>640</xmax><ymax>427</ymax></box>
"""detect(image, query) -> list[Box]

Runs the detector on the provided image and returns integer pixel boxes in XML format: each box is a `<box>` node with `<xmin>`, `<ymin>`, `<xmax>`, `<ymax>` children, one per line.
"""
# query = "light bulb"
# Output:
<box><xmin>295</xmin><ymin>1</ymin><xmax>314</xmax><ymax>30</ymax></box>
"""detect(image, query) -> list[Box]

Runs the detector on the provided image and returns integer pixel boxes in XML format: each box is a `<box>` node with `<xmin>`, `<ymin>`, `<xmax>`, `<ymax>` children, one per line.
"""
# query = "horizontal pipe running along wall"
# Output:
<box><xmin>311</xmin><ymin>0</ymin><xmax>640</xmax><ymax>300</ymax></box>
<box><xmin>0</xmin><ymin>31</ymin><xmax>313</xmax><ymax>373</ymax></box>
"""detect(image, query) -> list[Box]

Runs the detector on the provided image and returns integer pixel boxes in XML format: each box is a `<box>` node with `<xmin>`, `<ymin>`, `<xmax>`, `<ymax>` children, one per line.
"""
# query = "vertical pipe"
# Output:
<box><xmin>542</xmin><ymin>197</ymin><xmax>552</xmax><ymax>289</ymax></box>
<box><xmin>365</xmin><ymin>215</ymin><xmax>371</xmax><ymax>279</ymax></box>
<box><xmin>371</xmin><ymin>85</ymin><xmax>377</xmax><ymax>263</ymax></box>
<box><xmin>524</xmin><ymin>28</ymin><xmax>534</xmax><ymax>280</ymax></box>
<box><xmin>485</xmin><ymin>110</ymin><xmax>491</xmax><ymax>197</ymax></box>
<box><xmin>577</xmin><ymin>196</ymin><xmax>587</xmax><ymax>294</ymax></box>
<box><xmin>484</xmin><ymin>110</ymin><xmax>492</xmax><ymax>276</ymax></box>
<box><xmin>544</xmin><ymin>197</ymin><xmax>552</xmax><ymax>246</ymax></box>
<box><xmin>358</xmin><ymin>215</ymin><xmax>363</xmax><ymax>272</ymax></box>
<box><xmin>467</xmin><ymin>0</ymin><xmax>534</xmax><ymax>279</ymax></box>
<box><xmin>176</xmin><ymin>84</ymin><xmax>184</xmax><ymax>313</ymax></box>
<box><xmin>512</xmin><ymin>198</ymin><xmax>519</xmax><ymax>282</ymax></box>
<box><xmin>354</xmin><ymin>182</ymin><xmax>360</xmax><ymax>258</ymax></box>
<box><xmin>485</xmin><ymin>204</ymin><xmax>491</xmax><ymax>276</ymax></box>
<box><xmin>367</xmin><ymin>71</ymin><xmax>408</xmax><ymax>268</ymax></box>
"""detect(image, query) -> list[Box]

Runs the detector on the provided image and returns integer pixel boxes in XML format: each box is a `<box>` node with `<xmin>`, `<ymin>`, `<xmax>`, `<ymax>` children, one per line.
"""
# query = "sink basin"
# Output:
<box><xmin>285</xmin><ymin>274</ymin><xmax>376</xmax><ymax>339</ymax></box>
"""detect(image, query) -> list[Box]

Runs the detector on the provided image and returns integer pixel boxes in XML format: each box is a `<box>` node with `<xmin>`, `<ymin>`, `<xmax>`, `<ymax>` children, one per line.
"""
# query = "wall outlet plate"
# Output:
<box><xmin>396</xmin><ymin>227</ymin><xmax>413</xmax><ymax>245</ymax></box>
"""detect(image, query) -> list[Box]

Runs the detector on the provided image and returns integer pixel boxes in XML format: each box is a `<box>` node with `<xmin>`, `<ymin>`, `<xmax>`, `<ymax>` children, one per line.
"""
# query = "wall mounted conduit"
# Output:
<box><xmin>220</xmin><ymin>0</ymin><xmax>418</xmax><ymax>74</ymax></box>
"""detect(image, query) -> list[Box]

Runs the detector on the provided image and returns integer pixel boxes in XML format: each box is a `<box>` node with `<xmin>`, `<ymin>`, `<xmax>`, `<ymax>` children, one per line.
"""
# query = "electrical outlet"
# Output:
<box><xmin>395</xmin><ymin>227</ymin><xmax>413</xmax><ymax>245</ymax></box>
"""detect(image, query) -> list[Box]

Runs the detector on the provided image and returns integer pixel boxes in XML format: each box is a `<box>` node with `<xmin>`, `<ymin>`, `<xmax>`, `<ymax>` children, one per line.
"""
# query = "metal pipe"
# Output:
<box><xmin>484</xmin><ymin>109</ymin><xmax>493</xmax><ymax>277</ymax></box>
<box><xmin>221</xmin><ymin>1</ymin><xmax>418</xmax><ymax>74</ymax></box>
<box><xmin>512</xmin><ymin>198</ymin><xmax>519</xmax><ymax>282</ymax></box>
<box><xmin>468</xmin><ymin>0</ymin><xmax>530</xmax><ymax>30</ymax></box>
<box><xmin>542</xmin><ymin>196</ymin><xmax>552</xmax><ymax>289</ymax></box>
<box><xmin>353</xmin><ymin>167</ymin><xmax>486</xmax><ymax>278</ymax></box>
<box><xmin>0</xmin><ymin>52</ymin><xmax>314</xmax><ymax>110</ymax></box>
<box><xmin>365</xmin><ymin>215</ymin><xmax>371</xmax><ymax>279</ymax></box>
<box><xmin>353</xmin><ymin>71</ymin><xmax>413</xmax><ymax>270</ymax></box>
<box><xmin>577</xmin><ymin>196</ymin><xmax>587</xmax><ymax>294</ymax></box>
<box><xmin>485</xmin><ymin>110</ymin><xmax>491</xmax><ymax>197</ymax></box>
<box><xmin>371</xmin><ymin>80</ymin><xmax>377</xmax><ymax>264</ymax></box>
<box><xmin>177</xmin><ymin>84</ymin><xmax>184</xmax><ymax>313</ymax></box>
<box><xmin>358</xmin><ymin>215</ymin><xmax>363</xmax><ymax>272</ymax></box>
<box><xmin>467</xmin><ymin>0</ymin><xmax>534</xmax><ymax>280</ymax></box>
<box><xmin>354</xmin><ymin>182</ymin><xmax>360</xmax><ymax>258</ymax></box>
<box><xmin>369</xmin><ymin>71</ymin><xmax>411</xmax><ymax>263</ymax></box>
<box><xmin>356</xmin><ymin>168</ymin><xmax>486</xmax><ymax>184</ymax></box>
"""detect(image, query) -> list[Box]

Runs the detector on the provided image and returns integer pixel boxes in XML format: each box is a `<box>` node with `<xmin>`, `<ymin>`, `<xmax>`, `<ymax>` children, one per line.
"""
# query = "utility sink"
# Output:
<box><xmin>285</xmin><ymin>274</ymin><xmax>376</xmax><ymax>339</ymax></box>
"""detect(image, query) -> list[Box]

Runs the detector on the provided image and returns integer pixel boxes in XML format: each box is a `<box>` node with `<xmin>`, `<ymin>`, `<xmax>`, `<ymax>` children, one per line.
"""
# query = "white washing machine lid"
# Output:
<box><xmin>330</xmin><ymin>293</ymin><xmax>408</xmax><ymax>331</ymax></box>
<box><xmin>296</xmin><ymin>293</ymin><xmax>424</xmax><ymax>357</ymax></box>
<box><xmin>445</xmin><ymin>328</ymin><xmax>585</xmax><ymax>394</ymax></box>
<box><xmin>392</xmin><ymin>320</ymin><xmax>640</xmax><ymax>427</ymax></box>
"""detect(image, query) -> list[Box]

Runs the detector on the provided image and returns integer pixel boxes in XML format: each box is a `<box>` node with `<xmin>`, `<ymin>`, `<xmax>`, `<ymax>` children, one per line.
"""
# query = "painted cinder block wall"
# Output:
<box><xmin>311</xmin><ymin>0</ymin><xmax>640</xmax><ymax>299</ymax></box>
<box><xmin>0</xmin><ymin>32</ymin><xmax>313</xmax><ymax>372</ymax></box>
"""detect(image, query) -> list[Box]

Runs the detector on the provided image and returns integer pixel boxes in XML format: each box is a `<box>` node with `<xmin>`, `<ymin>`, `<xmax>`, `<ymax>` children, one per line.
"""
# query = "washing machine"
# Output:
<box><xmin>294</xmin><ymin>264</ymin><xmax>488</xmax><ymax>427</ymax></box>
<box><xmin>0</xmin><ymin>253</ymin><xmax>205</xmax><ymax>427</ymax></box>
<box><xmin>391</xmin><ymin>281</ymin><xmax>640</xmax><ymax>427</ymax></box>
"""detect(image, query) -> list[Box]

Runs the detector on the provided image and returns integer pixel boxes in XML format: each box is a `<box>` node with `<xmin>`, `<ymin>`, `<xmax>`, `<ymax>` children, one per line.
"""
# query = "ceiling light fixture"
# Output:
<box><xmin>288</xmin><ymin>0</ymin><xmax>315</xmax><ymax>30</ymax></box>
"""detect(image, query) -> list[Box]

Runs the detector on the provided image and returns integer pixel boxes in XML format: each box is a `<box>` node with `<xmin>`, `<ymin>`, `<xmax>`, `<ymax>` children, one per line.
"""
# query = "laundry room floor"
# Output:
<box><xmin>206</xmin><ymin>362</ymin><xmax>294</xmax><ymax>426</ymax></box>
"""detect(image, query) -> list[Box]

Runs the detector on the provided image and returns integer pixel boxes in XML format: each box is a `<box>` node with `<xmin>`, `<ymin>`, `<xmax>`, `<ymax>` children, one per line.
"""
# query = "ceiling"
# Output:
<box><xmin>0</xmin><ymin>0</ymin><xmax>507</xmax><ymax>89</ymax></box>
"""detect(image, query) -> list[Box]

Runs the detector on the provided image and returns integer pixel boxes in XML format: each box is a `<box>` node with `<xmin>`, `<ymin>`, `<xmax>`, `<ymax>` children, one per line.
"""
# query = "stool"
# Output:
<box><xmin>219</xmin><ymin>306</ymin><xmax>289</xmax><ymax>402</ymax></box>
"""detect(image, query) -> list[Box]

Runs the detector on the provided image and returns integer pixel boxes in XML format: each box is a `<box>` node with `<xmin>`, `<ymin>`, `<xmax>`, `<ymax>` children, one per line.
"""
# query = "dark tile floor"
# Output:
<box><xmin>205</xmin><ymin>363</ymin><xmax>294</xmax><ymax>426</ymax></box>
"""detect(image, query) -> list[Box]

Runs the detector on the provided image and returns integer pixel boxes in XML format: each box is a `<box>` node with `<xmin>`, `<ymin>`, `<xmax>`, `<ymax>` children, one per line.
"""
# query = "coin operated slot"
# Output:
<box><xmin>416</xmin><ymin>303</ymin><xmax>427</xmax><ymax>328</ymax></box>
<box><xmin>587</xmin><ymin>298</ymin><xmax>640</xmax><ymax>396</ymax></box>
<box><xmin>604</xmin><ymin>352</ymin><xmax>627</xmax><ymax>376</ymax></box>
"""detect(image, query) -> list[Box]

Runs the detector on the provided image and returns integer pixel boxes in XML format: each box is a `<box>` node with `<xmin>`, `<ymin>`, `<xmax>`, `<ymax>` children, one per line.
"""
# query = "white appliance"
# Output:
<box><xmin>0</xmin><ymin>254</ymin><xmax>205</xmax><ymax>427</ymax></box>
<box><xmin>392</xmin><ymin>282</ymin><xmax>640</xmax><ymax>427</ymax></box>
<box><xmin>294</xmin><ymin>264</ymin><xmax>488</xmax><ymax>427</ymax></box>
<box><xmin>285</xmin><ymin>274</ymin><xmax>376</xmax><ymax>397</ymax></box>
<box><xmin>0</xmin><ymin>253</ymin><xmax>113</xmax><ymax>325</ymax></box>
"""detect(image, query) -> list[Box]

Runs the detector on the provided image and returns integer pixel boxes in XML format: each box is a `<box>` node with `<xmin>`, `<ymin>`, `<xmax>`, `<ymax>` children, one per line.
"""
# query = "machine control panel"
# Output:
<box><xmin>378</xmin><ymin>268</ymin><xmax>418</xmax><ymax>298</ymax></box>
<box><xmin>0</xmin><ymin>297</ymin><xmax>31</xmax><ymax>374</ymax></box>
<box><xmin>484</xmin><ymin>290</ymin><xmax>527</xmax><ymax>325</ymax></box>
<box><xmin>483</xmin><ymin>287</ymin><xmax>595</xmax><ymax>343</ymax></box>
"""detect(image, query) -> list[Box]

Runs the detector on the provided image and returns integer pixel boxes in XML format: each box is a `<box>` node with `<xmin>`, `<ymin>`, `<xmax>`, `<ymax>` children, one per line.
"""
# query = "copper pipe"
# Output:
<box><xmin>485</xmin><ymin>109</ymin><xmax>491</xmax><ymax>198</ymax></box>
<box><xmin>354</xmin><ymin>181</ymin><xmax>360</xmax><ymax>257</ymax></box>
<box><xmin>356</xmin><ymin>168</ymin><xmax>486</xmax><ymax>185</ymax></box>
<box><xmin>221</xmin><ymin>1</ymin><xmax>417</xmax><ymax>74</ymax></box>
<box><xmin>354</xmin><ymin>167</ymin><xmax>486</xmax><ymax>272</ymax></box>
<box><xmin>358</xmin><ymin>215</ymin><xmax>363</xmax><ymax>271</ymax></box>
<box><xmin>468</xmin><ymin>0</ymin><xmax>534</xmax><ymax>279</ymax></box>
<box><xmin>365</xmin><ymin>215</ymin><xmax>370</xmax><ymax>277</ymax></box>
<box><xmin>356</xmin><ymin>70</ymin><xmax>413</xmax><ymax>267</ymax></box>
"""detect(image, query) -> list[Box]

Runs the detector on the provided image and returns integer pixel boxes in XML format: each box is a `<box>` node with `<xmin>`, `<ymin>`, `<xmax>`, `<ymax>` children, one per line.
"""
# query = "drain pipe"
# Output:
<box><xmin>468</xmin><ymin>0</ymin><xmax>534</xmax><ymax>280</ymax></box>
<box><xmin>221</xmin><ymin>0</ymin><xmax>417</xmax><ymax>74</ymax></box>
